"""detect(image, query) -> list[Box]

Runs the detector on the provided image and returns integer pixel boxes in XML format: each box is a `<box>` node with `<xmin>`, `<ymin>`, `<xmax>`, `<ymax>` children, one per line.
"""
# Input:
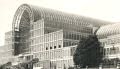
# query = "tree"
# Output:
<box><xmin>0</xmin><ymin>62</ymin><xmax>12</xmax><ymax>69</ymax></box>
<box><xmin>12</xmin><ymin>58</ymin><xmax>39</xmax><ymax>69</ymax></box>
<box><xmin>73</xmin><ymin>35</ymin><xmax>103</xmax><ymax>68</ymax></box>
<box><xmin>68</xmin><ymin>67</ymin><xmax>74</xmax><ymax>69</ymax></box>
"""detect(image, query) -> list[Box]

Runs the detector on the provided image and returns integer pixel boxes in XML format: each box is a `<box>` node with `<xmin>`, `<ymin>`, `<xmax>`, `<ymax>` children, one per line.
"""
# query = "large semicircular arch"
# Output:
<box><xmin>12</xmin><ymin>4</ymin><xmax>34</xmax><ymax>32</ymax></box>
<box><xmin>12</xmin><ymin>4</ymin><xmax>34</xmax><ymax>55</ymax></box>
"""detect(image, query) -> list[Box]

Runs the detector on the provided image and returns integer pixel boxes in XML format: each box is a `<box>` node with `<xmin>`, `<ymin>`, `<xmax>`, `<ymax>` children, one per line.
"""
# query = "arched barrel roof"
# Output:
<box><xmin>12</xmin><ymin>4</ymin><xmax>112</xmax><ymax>31</ymax></box>
<box><xmin>96</xmin><ymin>23</ymin><xmax>120</xmax><ymax>38</ymax></box>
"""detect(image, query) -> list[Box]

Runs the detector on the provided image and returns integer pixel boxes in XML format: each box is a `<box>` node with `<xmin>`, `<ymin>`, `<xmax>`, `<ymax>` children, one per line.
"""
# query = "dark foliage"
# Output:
<box><xmin>103</xmin><ymin>58</ymin><xmax>120</xmax><ymax>67</ymax></box>
<box><xmin>68</xmin><ymin>67</ymin><xmax>74</xmax><ymax>69</ymax></box>
<box><xmin>0</xmin><ymin>58</ymin><xmax>39</xmax><ymax>69</ymax></box>
<box><xmin>73</xmin><ymin>35</ymin><xmax>103</xmax><ymax>68</ymax></box>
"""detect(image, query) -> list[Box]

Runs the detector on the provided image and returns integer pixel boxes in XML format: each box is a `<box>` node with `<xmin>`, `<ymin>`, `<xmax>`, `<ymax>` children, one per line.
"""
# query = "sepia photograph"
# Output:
<box><xmin>0</xmin><ymin>0</ymin><xmax>120</xmax><ymax>69</ymax></box>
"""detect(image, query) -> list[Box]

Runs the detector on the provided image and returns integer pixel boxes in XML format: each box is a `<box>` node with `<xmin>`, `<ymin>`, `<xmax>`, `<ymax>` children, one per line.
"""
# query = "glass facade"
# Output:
<box><xmin>11</xmin><ymin>4</ymin><xmax>110</xmax><ymax>69</ymax></box>
<box><xmin>97</xmin><ymin>23</ymin><xmax>120</xmax><ymax>59</ymax></box>
<box><xmin>0</xmin><ymin>31</ymin><xmax>14</xmax><ymax>65</ymax></box>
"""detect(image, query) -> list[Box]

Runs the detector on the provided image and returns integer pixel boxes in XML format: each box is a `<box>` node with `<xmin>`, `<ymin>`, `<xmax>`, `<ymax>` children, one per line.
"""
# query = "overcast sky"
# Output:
<box><xmin>0</xmin><ymin>0</ymin><xmax>120</xmax><ymax>46</ymax></box>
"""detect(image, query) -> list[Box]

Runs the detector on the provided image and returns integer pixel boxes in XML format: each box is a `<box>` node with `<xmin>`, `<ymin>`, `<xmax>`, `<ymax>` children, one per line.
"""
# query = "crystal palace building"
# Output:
<box><xmin>0</xmin><ymin>4</ymin><xmax>112</xmax><ymax>69</ymax></box>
